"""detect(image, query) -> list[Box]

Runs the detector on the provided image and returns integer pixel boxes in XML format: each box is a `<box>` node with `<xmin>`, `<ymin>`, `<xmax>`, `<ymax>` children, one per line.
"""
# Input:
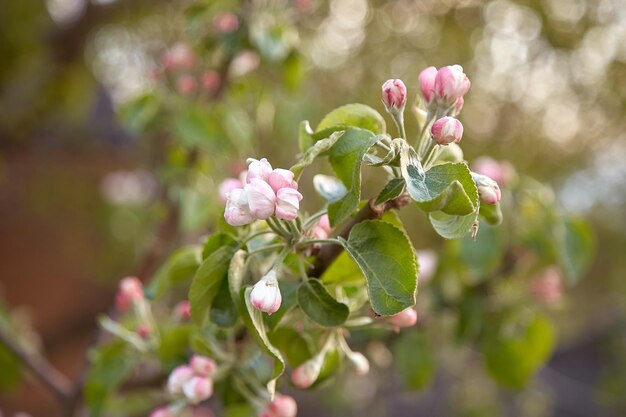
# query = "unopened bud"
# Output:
<box><xmin>250</xmin><ymin>270</ymin><xmax>282</xmax><ymax>314</ymax></box>
<box><xmin>183</xmin><ymin>376</ymin><xmax>213</xmax><ymax>405</ymax></box>
<box><xmin>431</xmin><ymin>116</ymin><xmax>463</xmax><ymax>145</ymax></box>
<box><xmin>176</xmin><ymin>300</ymin><xmax>191</xmax><ymax>321</ymax></box>
<box><xmin>471</xmin><ymin>173</ymin><xmax>501</xmax><ymax>205</ymax></box>
<box><xmin>291</xmin><ymin>356</ymin><xmax>323</xmax><ymax>388</ymax></box>
<box><xmin>177</xmin><ymin>75</ymin><xmax>197</xmax><ymax>95</ymax></box>
<box><xmin>190</xmin><ymin>355</ymin><xmax>217</xmax><ymax>378</ymax></box>
<box><xmin>434</xmin><ymin>65</ymin><xmax>471</xmax><ymax>105</ymax></box>
<box><xmin>266</xmin><ymin>394</ymin><xmax>298</xmax><ymax>417</ymax></box>
<box><xmin>167</xmin><ymin>365</ymin><xmax>194</xmax><ymax>395</ymax></box>
<box><xmin>200</xmin><ymin>70</ymin><xmax>221</xmax><ymax>94</ymax></box>
<box><xmin>246</xmin><ymin>158</ymin><xmax>273</xmax><ymax>183</ymax></box>
<box><xmin>214</xmin><ymin>13</ymin><xmax>239</xmax><ymax>33</ymax></box>
<box><xmin>224</xmin><ymin>188</ymin><xmax>254</xmax><ymax>226</ymax></box>
<box><xmin>219</xmin><ymin>178</ymin><xmax>244</xmax><ymax>204</ymax></box>
<box><xmin>244</xmin><ymin>179</ymin><xmax>277</xmax><ymax>220</ymax></box>
<box><xmin>387</xmin><ymin>307</ymin><xmax>417</xmax><ymax>328</ymax></box>
<box><xmin>418</xmin><ymin>66</ymin><xmax>437</xmax><ymax>104</ymax></box>
<box><xmin>115</xmin><ymin>276</ymin><xmax>144</xmax><ymax>312</ymax></box>
<box><xmin>149</xmin><ymin>407</ymin><xmax>176</xmax><ymax>417</ymax></box>
<box><xmin>268</xmin><ymin>169</ymin><xmax>298</xmax><ymax>193</ymax></box>
<box><xmin>382</xmin><ymin>79</ymin><xmax>407</xmax><ymax>113</ymax></box>
<box><xmin>275</xmin><ymin>187</ymin><xmax>303</xmax><ymax>221</ymax></box>
<box><xmin>136</xmin><ymin>324</ymin><xmax>151</xmax><ymax>339</ymax></box>
<box><xmin>346</xmin><ymin>351</ymin><xmax>370</xmax><ymax>376</ymax></box>
<box><xmin>311</xmin><ymin>214</ymin><xmax>331</xmax><ymax>239</ymax></box>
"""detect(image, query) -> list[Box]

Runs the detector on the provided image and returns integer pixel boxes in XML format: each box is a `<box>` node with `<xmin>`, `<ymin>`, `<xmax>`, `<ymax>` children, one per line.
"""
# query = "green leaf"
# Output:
<box><xmin>203</xmin><ymin>232</ymin><xmax>238</xmax><ymax>259</ymax></box>
<box><xmin>456</xmin><ymin>224</ymin><xmax>503</xmax><ymax>279</ymax></box>
<box><xmin>210</xmin><ymin>276</ymin><xmax>239</xmax><ymax>328</ymax></box>
<box><xmin>375</xmin><ymin>178</ymin><xmax>406</xmax><ymax>205</ymax></box>
<box><xmin>429</xmin><ymin>210</ymin><xmax>479</xmax><ymax>239</ymax></box>
<box><xmin>297</xmin><ymin>279</ymin><xmax>350</xmax><ymax>327</ymax></box>
<box><xmin>228</xmin><ymin>250</ymin><xmax>248</xmax><ymax>314</ymax></box>
<box><xmin>479</xmin><ymin>201</ymin><xmax>503</xmax><ymax>225</ymax></box>
<box><xmin>268</xmin><ymin>327</ymin><xmax>313</xmax><ymax>368</ymax></box>
<box><xmin>291</xmin><ymin>131</ymin><xmax>343</xmax><ymax>176</ymax></box>
<box><xmin>327</xmin><ymin>129</ymin><xmax>379</xmax><ymax>225</ymax></box>
<box><xmin>0</xmin><ymin>344</ymin><xmax>21</xmax><ymax>390</ymax></box>
<box><xmin>243</xmin><ymin>287</ymin><xmax>285</xmax><ymax>396</ymax></box>
<box><xmin>298</xmin><ymin>121</ymin><xmax>315</xmax><ymax>154</ymax></box>
<box><xmin>393</xmin><ymin>332</ymin><xmax>436</xmax><ymax>390</ymax></box>
<box><xmin>320</xmin><ymin>251</ymin><xmax>364</xmax><ymax>286</ymax></box>
<box><xmin>315</xmin><ymin>103</ymin><xmax>386</xmax><ymax>138</ymax></box>
<box><xmin>85</xmin><ymin>341</ymin><xmax>138</xmax><ymax>417</ymax></box>
<box><xmin>401</xmin><ymin>146</ymin><xmax>478</xmax><ymax>215</ymax></box>
<box><xmin>483</xmin><ymin>314</ymin><xmax>556</xmax><ymax>389</ymax></box>
<box><xmin>341</xmin><ymin>220</ymin><xmax>417</xmax><ymax>316</ymax></box>
<box><xmin>158</xmin><ymin>325</ymin><xmax>193</xmax><ymax>367</ymax></box>
<box><xmin>118</xmin><ymin>93</ymin><xmax>160</xmax><ymax>133</ymax></box>
<box><xmin>189</xmin><ymin>235</ymin><xmax>240</xmax><ymax>324</ymax></box>
<box><xmin>265</xmin><ymin>281</ymin><xmax>299</xmax><ymax>331</ymax></box>
<box><xmin>557</xmin><ymin>216</ymin><xmax>594</xmax><ymax>284</ymax></box>
<box><xmin>145</xmin><ymin>246</ymin><xmax>201</xmax><ymax>299</ymax></box>
<box><xmin>173</xmin><ymin>106</ymin><xmax>223</xmax><ymax>149</ymax></box>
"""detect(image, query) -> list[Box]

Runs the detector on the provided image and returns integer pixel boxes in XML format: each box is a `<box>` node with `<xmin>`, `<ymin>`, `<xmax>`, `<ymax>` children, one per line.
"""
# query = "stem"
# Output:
<box><xmin>392</xmin><ymin>112</ymin><xmax>406</xmax><ymax>140</ymax></box>
<box><xmin>0</xmin><ymin>326</ymin><xmax>72</xmax><ymax>403</ymax></box>
<box><xmin>302</xmin><ymin>209</ymin><xmax>328</xmax><ymax>229</ymax></box>
<box><xmin>296</xmin><ymin>238</ymin><xmax>342</xmax><ymax>248</ymax></box>
<box><xmin>247</xmin><ymin>244</ymin><xmax>284</xmax><ymax>257</ymax></box>
<box><xmin>416</xmin><ymin>112</ymin><xmax>435</xmax><ymax>156</ymax></box>
<box><xmin>266</xmin><ymin>217</ymin><xmax>290</xmax><ymax>238</ymax></box>
<box><xmin>242</xmin><ymin>229</ymin><xmax>275</xmax><ymax>243</ymax></box>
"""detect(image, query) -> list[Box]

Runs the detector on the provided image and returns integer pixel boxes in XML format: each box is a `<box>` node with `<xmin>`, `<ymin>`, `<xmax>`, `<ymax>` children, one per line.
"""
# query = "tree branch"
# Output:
<box><xmin>309</xmin><ymin>193</ymin><xmax>411</xmax><ymax>277</ymax></box>
<box><xmin>0</xmin><ymin>326</ymin><xmax>72</xmax><ymax>404</ymax></box>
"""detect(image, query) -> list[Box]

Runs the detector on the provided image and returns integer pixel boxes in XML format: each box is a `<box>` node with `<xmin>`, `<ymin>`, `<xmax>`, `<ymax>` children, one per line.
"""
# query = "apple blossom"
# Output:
<box><xmin>266</xmin><ymin>394</ymin><xmax>298</xmax><ymax>417</ymax></box>
<box><xmin>291</xmin><ymin>356</ymin><xmax>323</xmax><ymax>388</ymax></box>
<box><xmin>268</xmin><ymin>168</ymin><xmax>298</xmax><ymax>192</ymax></box>
<box><xmin>275</xmin><ymin>188</ymin><xmax>303</xmax><ymax>220</ymax></box>
<box><xmin>471</xmin><ymin>173</ymin><xmax>501</xmax><ymax>205</ymax></box>
<box><xmin>246</xmin><ymin>158</ymin><xmax>273</xmax><ymax>183</ymax></box>
<box><xmin>162</xmin><ymin>42</ymin><xmax>196</xmax><ymax>71</ymax></box>
<box><xmin>201</xmin><ymin>70</ymin><xmax>221</xmax><ymax>94</ymax></box>
<box><xmin>224</xmin><ymin>188</ymin><xmax>254</xmax><ymax>226</ymax></box>
<box><xmin>190</xmin><ymin>355</ymin><xmax>217</xmax><ymax>378</ymax></box>
<box><xmin>219</xmin><ymin>178</ymin><xmax>243</xmax><ymax>204</ymax></box>
<box><xmin>245</xmin><ymin>179</ymin><xmax>277</xmax><ymax>219</ymax></box>
<box><xmin>115</xmin><ymin>276</ymin><xmax>144</xmax><ymax>312</ymax></box>
<box><xmin>250</xmin><ymin>270</ymin><xmax>282</xmax><ymax>314</ymax></box>
<box><xmin>418</xmin><ymin>66</ymin><xmax>437</xmax><ymax>104</ymax></box>
<box><xmin>149</xmin><ymin>407</ymin><xmax>176</xmax><ymax>417</ymax></box>
<box><xmin>183</xmin><ymin>376</ymin><xmax>213</xmax><ymax>405</ymax></box>
<box><xmin>311</xmin><ymin>214</ymin><xmax>331</xmax><ymax>239</ymax></box>
<box><xmin>177</xmin><ymin>75</ymin><xmax>197</xmax><ymax>95</ymax></box>
<box><xmin>176</xmin><ymin>300</ymin><xmax>191</xmax><ymax>321</ymax></box>
<box><xmin>387</xmin><ymin>307</ymin><xmax>418</xmax><ymax>328</ymax></box>
<box><xmin>434</xmin><ymin>65</ymin><xmax>471</xmax><ymax>105</ymax></box>
<box><xmin>167</xmin><ymin>365</ymin><xmax>194</xmax><ymax>395</ymax></box>
<box><xmin>431</xmin><ymin>116</ymin><xmax>463</xmax><ymax>145</ymax></box>
<box><xmin>382</xmin><ymin>79</ymin><xmax>407</xmax><ymax>112</ymax></box>
<box><xmin>214</xmin><ymin>13</ymin><xmax>239</xmax><ymax>33</ymax></box>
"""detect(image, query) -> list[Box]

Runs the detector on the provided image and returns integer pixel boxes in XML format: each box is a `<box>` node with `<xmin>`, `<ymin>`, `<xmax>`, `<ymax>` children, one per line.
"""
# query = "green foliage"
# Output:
<box><xmin>268</xmin><ymin>327</ymin><xmax>313</xmax><ymax>368</ymax></box>
<box><xmin>558</xmin><ymin>216</ymin><xmax>595</xmax><ymax>284</ymax></box>
<box><xmin>0</xmin><ymin>344</ymin><xmax>21</xmax><ymax>390</ymax></box>
<box><xmin>314</xmin><ymin>103</ymin><xmax>386</xmax><ymax>139</ymax></box>
<box><xmin>375</xmin><ymin>178</ymin><xmax>406</xmax><ymax>205</ymax></box>
<box><xmin>483</xmin><ymin>314</ymin><xmax>556</xmax><ymax>389</ymax></box>
<box><xmin>189</xmin><ymin>234</ymin><xmax>240</xmax><ymax>324</ymax></box>
<box><xmin>146</xmin><ymin>246</ymin><xmax>201</xmax><ymax>299</ymax></box>
<box><xmin>429</xmin><ymin>211</ymin><xmax>479</xmax><ymax>240</ymax></box>
<box><xmin>327</xmin><ymin>129</ymin><xmax>379</xmax><ymax>225</ymax></box>
<box><xmin>297</xmin><ymin>279</ymin><xmax>350</xmax><ymax>327</ymax></box>
<box><xmin>341</xmin><ymin>220</ymin><xmax>417</xmax><ymax>316</ymax></box>
<box><xmin>291</xmin><ymin>131</ymin><xmax>342</xmax><ymax>176</ymax></box>
<box><xmin>393</xmin><ymin>332</ymin><xmax>436</xmax><ymax>390</ymax></box>
<box><xmin>85</xmin><ymin>341</ymin><xmax>139</xmax><ymax>417</ymax></box>
<box><xmin>158</xmin><ymin>324</ymin><xmax>193</xmax><ymax>367</ymax></box>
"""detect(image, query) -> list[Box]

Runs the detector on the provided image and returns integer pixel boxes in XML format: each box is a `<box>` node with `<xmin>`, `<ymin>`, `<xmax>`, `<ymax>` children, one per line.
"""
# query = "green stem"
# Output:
<box><xmin>302</xmin><ymin>209</ymin><xmax>328</xmax><ymax>229</ymax></box>
<box><xmin>266</xmin><ymin>217</ymin><xmax>290</xmax><ymax>238</ymax></box>
<box><xmin>296</xmin><ymin>238</ymin><xmax>342</xmax><ymax>249</ymax></box>
<box><xmin>270</xmin><ymin>244</ymin><xmax>294</xmax><ymax>270</ymax></box>
<box><xmin>242</xmin><ymin>229</ymin><xmax>275</xmax><ymax>243</ymax></box>
<box><xmin>247</xmin><ymin>244</ymin><xmax>284</xmax><ymax>257</ymax></box>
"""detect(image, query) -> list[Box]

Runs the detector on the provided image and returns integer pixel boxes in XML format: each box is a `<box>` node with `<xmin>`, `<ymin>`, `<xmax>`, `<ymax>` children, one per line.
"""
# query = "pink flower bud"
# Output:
<box><xmin>346</xmin><ymin>351</ymin><xmax>370</xmax><ymax>376</ymax></box>
<box><xmin>418</xmin><ymin>66</ymin><xmax>437</xmax><ymax>103</ymax></box>
<box><xmin>176</xmin><ymin>301</ymin><xmax>192</xmax><ymax>321</ymax></box>
<box><xmin>471</xmin><ymin>173</ymin><xmax>501</xmax><ymax>205</ymax></box>
<box><xmin>190</xmin><ymin>355</ymin><xmax>217</xmax><ymax>378</ymax></box>
<box><xmin>267</xmin><ymin>394</ymin><xmax>298</xmax><ymax>417</ymax></box>
<box><xmin>434</xmin><ymin>65</ymin><xmax>471</xmax><ymax>105</ymax></box>
<box><xmin>275</xmin><ymin>188</ymin><xmax>303</xmax><ymax>221</ymax></box>
<box><xmin>214</xmin><ymin>13</ymin><xmax>239</xmax><ymax>33</ymax></box>
<box><xmin>150</xmin><ymin>406</ymin><xmax>176</xmax><ymax>417</ymax></box>
<box><xmin>136</xmin><ymin>324</ymin><xmax>151</xmax><ymax>339</ymax></box>
<box><xmin>183</xmin><ymin>376</ymin><xmax>213</xmax><ymax>405</ymax></box>
<box><xmin>382</xmin><ymin>79</ymin><xmax>407</xmax><ymax>112</ymax></box>
<box><xmin>530</xmin><ymin>267</ymin><xmax>563</xmax><ymax>306</ymax></box>
<box><xmin>224</xmin><ymin>188</ymin><xmax>254</xmax><ymax>226</ymax></box>
<box><xmin>268</xmin><ymin>169</ymin><xmax>298</xmax><ymax>193</ymax></box>
<box><xmin>115</xmin><ymin>276</ymin><xmax>144</xmax><ymax>311</ymax></box>
<box><xmin>167</xmin><ymin>365</ymin><xmax>194</xmax><ymax>395</ymax></box>
<box><xmin>200</xmin><ymin>70</ymin><xmax>221</xmax><ymax>94</ymax></box>
<box><xmin>162</xmin><ymin>42</ymin><xmax>196</xmax><ymax>71</ymax></box>
<box><xmin>246</xmin><ymin>158</ymin><xmax>273</xmax><ymax>183</ymax></box>
<box><xmin>245</xmin><ymin>179</ymin><xmax>277</xmax><ymax>220</ymax></box>
<box><xmin>177</xmin><ymin>75</ymin><xmax>197</xmax><ymax>95</ymax></box>
<box><xmin>250</xmin><ymin>270</ymin><xmax>282</xmax><ymax>314</ymax></box>
<box><xmin>452</xmin><ymin>96</ymin><xmax>464</xmax><ymax>116</ymax></box>
<box><xmin>311</xmin><ymin>214</ymin><xmax>331</xmax><ymax>239</ymax></box>
<box><xmin>431</xmin><ymin>116</ymin><xmax>463</xmax><ymax>145</ymax></box>
<box><xmin>219</xmin><ymin>178</ymin><xmax>244</xmax><ymax>204</ymax></box>
<box><xmin>387</xmin><ymin>307</ymin><xmax>417</xmax><ymax>328</ymax></box>
<box><xmin>291</xmin><ymin>357</ymin><xmax>323</xmax><ymax>388</ymax></box>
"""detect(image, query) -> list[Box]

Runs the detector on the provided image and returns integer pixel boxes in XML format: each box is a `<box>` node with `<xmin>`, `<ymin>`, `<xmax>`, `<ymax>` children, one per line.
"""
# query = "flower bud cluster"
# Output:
<box><xmin>250</xmin><ymin>270</ymin><xmax>282</xmax><ymax>314</ymax></box>
<box><xmin>260</xmin><ymin>394</ymin><xmax>298</xmax><ymax>417</ymax></box>
<box><xmin>224</xmin><ymin>158</ymin><xmax>303</xmax><ymax>226</ymax></box>
<box><xmin>419</xmin><ymin>65</ymin><xmax>471</xmax><ymax>109</ymax></box>
<box><xmin>166</xmin><ymin>355</ymin><xmax>217</xmax><ymax>406</ymax></box>
<box><xmin>158</xmin><ymin>43</ymin><xmax>222</xmax><ymax>96</ymax></box>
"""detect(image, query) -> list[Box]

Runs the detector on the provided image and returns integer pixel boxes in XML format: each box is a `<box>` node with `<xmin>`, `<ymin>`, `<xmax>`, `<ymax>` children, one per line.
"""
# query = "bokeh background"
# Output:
<box><xmin>1</xmin><ymin>0</ymin><xmax>625</xmax><ymax>416</ymax></box>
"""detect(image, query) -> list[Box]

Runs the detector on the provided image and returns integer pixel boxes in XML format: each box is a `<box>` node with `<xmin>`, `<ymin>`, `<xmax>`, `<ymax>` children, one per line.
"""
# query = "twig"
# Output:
<box><xmin>308</xmin><ymin>193</ymin><xmax>411</xmax><ymax>277</ymax></box>
<box><xmin>0</xmin><ymin>326</ymin><xmax>72</xmax><ymax>403</ymax></box>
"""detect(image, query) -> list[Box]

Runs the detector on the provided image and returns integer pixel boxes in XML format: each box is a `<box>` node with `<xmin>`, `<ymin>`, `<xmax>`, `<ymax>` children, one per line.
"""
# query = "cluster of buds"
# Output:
<box><xmin>250</xmin><ymin>270</ymin><xmax>282</xmax><ymax>314</ymax></box>
<box><xmin>223</xmin><ymin>158</ymin><xmax>303</xmax><ymax>226</ymax></box>
<box><xmin>419</xmin><ymin>65</ymin><xmax>471</xmax><ymax>110</ymax></box>
<box><xmin>164</xmin><ymin>355</ymin><xmax>217</xmax><ymax>408</ymax></box>
<box><xmin>158</xmin><ymin>43</ymin><xmax>222</xmax><ymax>96</ymax></box>
<box><xmin>259</xmin><ymin>394</ymin><xmax>298</xmax><ymax>417</ymax></box>
<box><xmin>471</xmin><ymin>172</ymin><xmax>502</xmax><ymax>205</ymax></box>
